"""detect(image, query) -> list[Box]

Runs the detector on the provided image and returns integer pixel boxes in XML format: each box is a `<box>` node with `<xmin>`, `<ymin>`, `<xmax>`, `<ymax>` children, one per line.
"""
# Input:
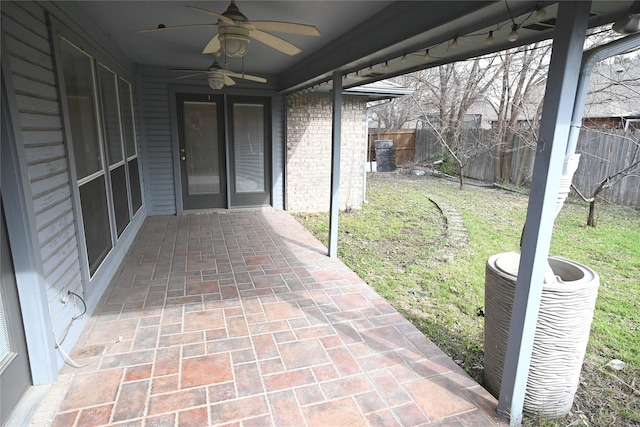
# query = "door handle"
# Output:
<box><xmin>181</xmin><ymin>156</ymin><xmax>186</xmax><ymax>161</ymax></box>
<box><xmin>180</xmin><ymin>148</ymin><xmax>186</xmax><ymax>153</ymax></box>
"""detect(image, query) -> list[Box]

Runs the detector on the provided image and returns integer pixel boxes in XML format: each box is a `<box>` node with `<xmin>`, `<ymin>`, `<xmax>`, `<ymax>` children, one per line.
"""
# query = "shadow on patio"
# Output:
<box><xmin>34</xmin><ymin>210</ymin><xmax>506</xmax><ymax>426</ymax></box>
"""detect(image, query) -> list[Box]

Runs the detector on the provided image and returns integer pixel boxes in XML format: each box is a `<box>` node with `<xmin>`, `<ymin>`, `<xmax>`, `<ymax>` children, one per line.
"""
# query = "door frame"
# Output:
<box><xmin>171</xmin><ymin>89</ymin><xmax>274</xmax><ymax>212</ymax></box>
<box><xmin>1</xmin><ymin>200</ymin><xmax>32</xmax><ymax>425</ymax></box>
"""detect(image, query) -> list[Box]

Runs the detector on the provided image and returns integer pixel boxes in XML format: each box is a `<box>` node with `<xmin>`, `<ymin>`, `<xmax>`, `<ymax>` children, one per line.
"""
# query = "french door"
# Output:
<box><xmin>0</xmin><ymin>201</ymin><xmax>31</xmax><ymax>425</ymax></box>
<box><xmin>177</xmin><ymin>94</ymin><xmax>227</xmax><ymax>209</ymax></box>
<box><xmin>177</xmin><ymin>94</ymin><xmax>271</xmax><ymax>210</ymax></box>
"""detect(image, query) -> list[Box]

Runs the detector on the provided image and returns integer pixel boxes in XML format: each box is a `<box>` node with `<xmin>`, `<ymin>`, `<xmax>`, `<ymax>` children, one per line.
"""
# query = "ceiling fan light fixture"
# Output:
<box><xmin>208</xmin><ymin>75</ymin><xmax>225</xmax><ymax>90</ymax></box>
<box><xmin>219</xmin><ymin>25</ymin><xmax>251</xmax><ymax>57</ymax></box>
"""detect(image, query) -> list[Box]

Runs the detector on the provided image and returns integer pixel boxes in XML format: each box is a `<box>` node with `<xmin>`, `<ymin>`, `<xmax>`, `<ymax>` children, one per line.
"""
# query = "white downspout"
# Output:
<box><xmin>567</xmin><ymin>32</ymin><xmax>640</xmax><ymax>156</ymax></box>
<box><xmin>547</xmin><ymin>32</ymin><xmax>640</xmax><ymax>282</ymax></box>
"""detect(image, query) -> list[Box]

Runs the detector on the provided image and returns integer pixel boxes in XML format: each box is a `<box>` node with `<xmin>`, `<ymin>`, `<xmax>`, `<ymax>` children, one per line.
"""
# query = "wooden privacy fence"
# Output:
<box><xmin>368</xmin><ymin>129</ymin><xmax>415</xmax><ymax>166</ymax></box>
<box><xmin>413</xmin><ymin>128</ymin><xmax>639</xmax><ymax>209</ymax></box>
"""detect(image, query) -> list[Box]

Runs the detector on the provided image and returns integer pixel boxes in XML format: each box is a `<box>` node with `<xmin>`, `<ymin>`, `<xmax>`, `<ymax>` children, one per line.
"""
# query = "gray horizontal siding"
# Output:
<box><xmin>138</xmin><ymin>71</ymin><xmax>177</xmax><ymax>214</ymax></box>
<box><xmin>2</xmin><ymin>2</ymin><xmax>83</xmax><ymax>340</ymax></box>
<box><xmin>137</xmin><ymin>67</ymin><xmax>287</xmax><ymax>213</ymax></box>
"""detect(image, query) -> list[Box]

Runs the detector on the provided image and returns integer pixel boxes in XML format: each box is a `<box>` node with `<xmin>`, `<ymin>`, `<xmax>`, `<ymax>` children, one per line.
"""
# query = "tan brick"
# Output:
<box><xmin>286</xmin><ymin>95</ymin><xmax>366</xmax><ymax>212</ymax></box>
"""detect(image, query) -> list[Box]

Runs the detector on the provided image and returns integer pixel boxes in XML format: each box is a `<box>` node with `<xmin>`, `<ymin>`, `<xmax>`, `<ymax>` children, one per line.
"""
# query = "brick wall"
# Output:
<box><xmin>286</xmin><ymin>94</ymin><xmax>367</xmax><ymax>212</ymax></box>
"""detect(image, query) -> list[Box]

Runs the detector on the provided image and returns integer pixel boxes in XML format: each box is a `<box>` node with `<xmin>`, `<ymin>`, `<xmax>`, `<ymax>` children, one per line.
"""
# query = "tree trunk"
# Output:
<box><xmin>501</xmin><ymin>132</ymin><xmax>516</xmax><ymax>183</ymax></box>
<box><xmin>587</xmin><ymin>199</ymin><xmax>597</xmax><ymax>227</ymax></box>
<box><xmin>514</xmin><ymin>140</ymin><xmax>532</xmax><ymax>186</ymax></box>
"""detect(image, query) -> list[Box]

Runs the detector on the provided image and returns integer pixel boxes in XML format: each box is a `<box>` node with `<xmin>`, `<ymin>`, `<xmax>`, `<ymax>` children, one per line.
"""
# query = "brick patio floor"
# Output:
<box><xmin>39</xmin><ymin>210</ymin><xmax>506</xmax><ymax>426</ymax></box>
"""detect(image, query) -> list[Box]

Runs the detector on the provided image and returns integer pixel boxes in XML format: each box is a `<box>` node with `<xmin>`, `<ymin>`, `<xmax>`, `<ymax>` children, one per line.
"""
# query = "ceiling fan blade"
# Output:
<box><xmin>226</xmin><ymin>71</ymin><xmax>267</xmax><ymax>83</ymax></box>
<box><xmin>250</xmin><ymin>29</ymin><xmax>302</xmax><ymax>56</ymax></box>
<box><xmin>135</xmin><ymin>23</ymin><xmax>215</xmax><ymax>33</ymax></box>
<box><xmin>249</xmin><ymin>21</ymin><xmax>320</xmax><ymax>36</ymax></box>
<box><xmin>223</xmin><ymin>75</ymin><xmax>236</xmax><ymax>86</ymax></box>
<box><xmin>175</xmin><ymin>72</ymin><xmax>207</xmax><ymax>80</ymax></box>
<box><xmin>202</xmin><ymin>34</ymin><xmax>221</xmax><ymax>54</ymax></box>
<box><xmin>185</xmin><ymin>5</ymin><xmax>235</xmax><ymax>24</ymax></box>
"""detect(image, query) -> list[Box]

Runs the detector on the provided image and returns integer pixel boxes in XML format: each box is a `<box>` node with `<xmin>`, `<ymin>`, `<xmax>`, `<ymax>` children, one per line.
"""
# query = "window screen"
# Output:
<box><xmin>79</xmin><ymin>176</ymin><xmax>112</xmax><ymax>275</ymax></box>
<box><xmin>60</xmin><ymin>41</ymin><xmax>103</xmax><ymax>180</ymax></box>
<box><xmin>97</xmin><ymin>64</ymin><xmax>124</xmax><ymax>165</ymax></box>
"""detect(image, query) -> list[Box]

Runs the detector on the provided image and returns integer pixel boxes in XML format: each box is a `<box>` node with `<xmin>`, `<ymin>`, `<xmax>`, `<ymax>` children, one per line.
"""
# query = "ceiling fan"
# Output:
<box><xmin>137</xmin><ymin>0</ymin><xmax>321</xmax><ymax>57</ymax></box>
<box><xmin>172</xmin><ymin>54</ymin><xmax>267</xmax><ymax>90</ymax></box>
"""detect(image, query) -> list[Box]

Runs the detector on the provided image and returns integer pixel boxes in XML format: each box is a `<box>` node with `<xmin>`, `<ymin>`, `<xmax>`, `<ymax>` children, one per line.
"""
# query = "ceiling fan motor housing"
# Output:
<box><xmin>217</xmin><ymin>0</ymin><xmax>251</xmax><ymax>57</ymax></box>
<box><xmin>222</xmin><ymin>1</ymin><xmax>248</xmax><ymax>23</ymax></box>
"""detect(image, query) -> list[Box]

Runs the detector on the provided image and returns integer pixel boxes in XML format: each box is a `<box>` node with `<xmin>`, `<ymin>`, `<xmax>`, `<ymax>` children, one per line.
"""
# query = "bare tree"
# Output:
<box><xmin>572</xmin><ymin>129</ymin><xmax>640</xmax><ymax>227</ymax></box>
<box><xmin>425</xmin><ymin>57</ymin><xmax>499</xmax><ymax>187</ymax></box>
<box><xmin>587</xmin><ymin>155</ymin><xmax>640</xmax><ymax>227</ymax></box>
<box><xmin>572</xmin><ymin>45</ymin><xmax>640</xmax><ymax>226</ymax></box>
<box><xmin>372</xmin><ymin>73</ymin><xmax>423</xmax><ymax>129</ymax></box>
<box><xmin>376</xmin><ymin>56</ymin><xmax>499</xmax><ymax>188</ymax></box>
<box><xmin>490</xmin><ymin>42</ymin><xmax>551</xmax><ymax>186</ymax></box>
<box><xmin>372</xmin><ymin>46</ymin><xmax>550</xmax><ymax>188</ymax></box>
<box><xmin>370</xmin><ymin>28</ymin><xmax>639</xmax><ymax>205</ymax></box>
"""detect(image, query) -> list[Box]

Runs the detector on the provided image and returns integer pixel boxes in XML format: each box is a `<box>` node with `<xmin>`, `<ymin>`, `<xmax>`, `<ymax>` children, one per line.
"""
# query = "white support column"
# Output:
<box><xmin>328</xmin><ymin>72</ymin><xmax>343</xmax><ymax>257</ymax></box>
<box><xmin>497</xmin><ymin>2</ymin><xmax>591</xmax><ymax>425</ymax></box>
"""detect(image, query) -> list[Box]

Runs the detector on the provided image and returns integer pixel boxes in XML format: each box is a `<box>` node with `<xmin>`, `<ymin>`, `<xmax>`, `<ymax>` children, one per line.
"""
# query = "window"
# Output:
<box><xmin>59</xmin><ymin>39</ymin><xmax>142</xmax><ymax>277</ymax></box>
<box><xmin>97</xmin><ymin>64</ymin><xmax>129</xmax><ymax>237</ymax></box>
<box><xmin>119</xmin><ymin>78</ymin><xmax>142</xmax><ymax>214</ymax></box>
<box><xmin>60</xmin><ymin>41</ymin><xmax>112</xmax><ymax>275</ymax></box>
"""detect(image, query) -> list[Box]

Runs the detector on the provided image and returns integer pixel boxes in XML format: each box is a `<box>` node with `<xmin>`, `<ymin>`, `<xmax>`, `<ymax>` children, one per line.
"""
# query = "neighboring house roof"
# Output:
<box><xmin>310</xmin><ymin>78</ymin><xmax>414</xmax><ymax>101</ymax></box>
<box><xmin>583</xmin><ymin>61</ymin><xmax>640</xmax><ymax>118</ymax></box>
<box><xmin>344</xmin><ymin>79</ymin><xmax>415</xmax><ymax>101</ymax></box>
<box><xmin>477</xmin><ymin>58</ymin><xmax>640</xmax><ymax>123</ymax></box>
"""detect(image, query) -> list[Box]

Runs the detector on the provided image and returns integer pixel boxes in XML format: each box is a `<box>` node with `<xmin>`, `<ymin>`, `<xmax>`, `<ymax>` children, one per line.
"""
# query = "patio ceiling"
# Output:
<box><xmin>66</xmin><ymin>1</ymin><xmax>635</xmax><ymax>93</ymax></box>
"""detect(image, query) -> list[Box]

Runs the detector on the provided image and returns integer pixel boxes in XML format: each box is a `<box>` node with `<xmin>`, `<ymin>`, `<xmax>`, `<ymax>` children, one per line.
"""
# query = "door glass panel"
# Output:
<box><xmin>184</xmin><ymin>102</ymin><xmax>220</xmax><ymax>195</ymax></box>
<box><xmin>233</xmin><ymin>104</ymin><xmax>265</xmax><ymax>193</ymax></box>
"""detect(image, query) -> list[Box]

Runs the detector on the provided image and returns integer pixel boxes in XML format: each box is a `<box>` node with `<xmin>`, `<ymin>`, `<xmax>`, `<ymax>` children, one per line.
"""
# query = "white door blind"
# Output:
<box><xmin>0</xmin><ymin>291</ymin><xmax>10</xmax><ymax>363</ymax></box>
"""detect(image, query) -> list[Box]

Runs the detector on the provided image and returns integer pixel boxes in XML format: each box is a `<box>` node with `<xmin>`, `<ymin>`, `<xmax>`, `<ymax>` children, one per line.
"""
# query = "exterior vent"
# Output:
<box><xmin>524</xmin><ymin>13</ymin><xmax>595</xmax><ymax>32</ymax></box>
<box><xmin>524</xmin><ymin>18</ymin><xmax>556</xmax><ymax>31</ymax></box>
<box><xmin>361</xmin><ymin>72</ymin><xmax>386</xmax><ymax>78</ymax></box>
<box><xmin>524</xmin><ymin>23</ymin><xmax>554</xmax><ymax>31</ymax></box>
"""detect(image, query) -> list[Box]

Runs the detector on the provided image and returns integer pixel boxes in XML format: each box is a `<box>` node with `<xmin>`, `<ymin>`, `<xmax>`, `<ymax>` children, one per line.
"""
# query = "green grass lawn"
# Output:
<box><xmin>293</xmin><ymin>172</ymin><xmax>640</xmax><ymax>426</ymax></box>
